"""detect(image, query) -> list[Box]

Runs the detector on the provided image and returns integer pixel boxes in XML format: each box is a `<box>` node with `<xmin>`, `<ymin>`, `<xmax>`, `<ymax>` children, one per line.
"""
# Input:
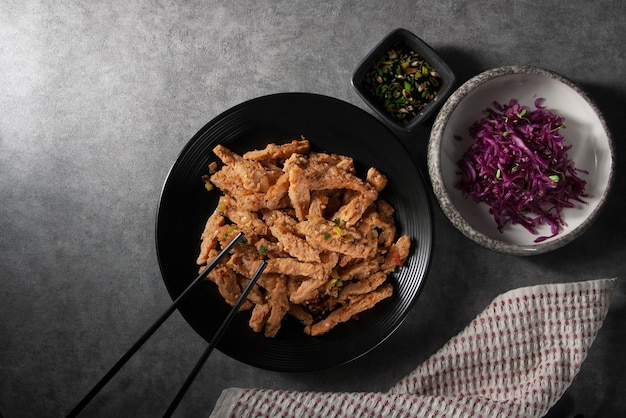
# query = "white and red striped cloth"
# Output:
<box><xmin>210</xmin><ymin>278</ymin><xmax>616</xmax><ymax>418</ymax></box>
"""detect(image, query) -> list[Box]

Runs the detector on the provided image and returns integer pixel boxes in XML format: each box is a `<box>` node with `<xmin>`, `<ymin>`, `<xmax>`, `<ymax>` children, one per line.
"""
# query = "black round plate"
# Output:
<box><xmin>155</xmin><ymin>93</ymin><xmax>433</xmax><ymax>372</ymax></box>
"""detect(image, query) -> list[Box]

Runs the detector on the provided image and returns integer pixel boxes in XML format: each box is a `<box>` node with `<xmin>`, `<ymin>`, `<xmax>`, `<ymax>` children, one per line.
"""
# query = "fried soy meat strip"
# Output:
<box><xmin>197</xmin><ymin>139</ymin><xmax>411</xmax><ymax>337</ymax></box>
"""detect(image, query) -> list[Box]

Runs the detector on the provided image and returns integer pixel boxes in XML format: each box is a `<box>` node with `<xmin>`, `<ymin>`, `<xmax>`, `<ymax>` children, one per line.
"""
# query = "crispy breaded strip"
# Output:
<box><xmin>210</xmin><ymin>166</ymin><xmax>247</xmax><ymax>200</ymax></box>
<box><xmin>319</xmin><ymin>250</ymin><xmax>339</xmax><ymax>276</ymax></box>
<box><xmin>287</xmin><ymin>164</ymin><xmax>310</xmax><ymax>221</ymax></box>
<box><xmin>308</xmin><ymin>190</ymin><xmax>329</xmax><ymax>218</ymax></box>
<box><xmin>219</xmin><ymin>175</ymin><xmax>290</xmax><ymax>212</ymax></box>
<box><xmin>264</xmin><ymin>258</ymin><xmax>324</xmax><ymax>280</ymax></box>
<box><xmin>207</xmin><ymin>265</ymin><xmax>253</xmax><ymax>311</ymax></box>
<box><xmin>269</xmin><ymin>223</ymin><xmax>320</xmax><ymax>263</ymax></box>
<box><xmin>196</xmin><ymin>208</ymin><xmax>226</xmax><ymax>265</ymax></box>
<box><xmin>288</xmin><ymin>303</ymin><xmax>314</xmax><ymax>326</ymax></box>
<box><xmin>263</xmin><ymin>257</ymin><xmax>327</xmax><ymax>304</ymax></box>
<box><xmin>221</xmin><ymin>196</ymin><xmax>268</xmax><ymax>238</ymax></box>
<box><xmin>337</xmin><ymin>259</ymin><xmax>381</xmax><ymax>281</ymax></box>
<box><xmin>226</xmin><ymin>243</ymin><xmax>264</xmax><ymax>278</ymax></box>
<box><xmin>288</xmin><ymin>250</ymin><xmax>339</xmax><ymax>304</ymax></box>
<box><xmin>295</xmin><ymin>216</ymin><xmax>375</xmax><ymax>259</ymax></box>
<box><xmin>381</xmin><ymin>235</ymin><xmax>412</xmax><ymax>272</ymax></box>
<box><xmin>376</xmin><ymin>199</ymin><xmax>395</xmax><ymax>218</ymax></box>
<box><xmin>289</xmin><ymin>276</ymin><xmax>327</xmax><ymax>304</ymax></box>
<box><xmin>249</xmin><ymin>303</ymin><xmax>271</xmax><ymax>333</ymax></box>
<box><xmin>243</xmin><ymin>278</ymin><xmax>265</xmax><ymax>306</ymax></box>
<box><xmin>304</xmin><ymin>284</ymin><xmax>393</xmax><ymax>336</ymax></box>
<box><xmin>212</xmin><ymin>144</ymin><xmax>241</xmax><ymax>165</ymax></box>
<box><xmin>236</xmin><ymin>193</ymin><xmax>270</xmax><ymax>212</ymax></box>
<box><xmin>264</xmin><ymin>210</ymin><xmax>320</xmax><ymax>262</ymax></box>
<box><xmin>286</xmin><ymin>275</ymin><xmax>300</xmax><ymax>295</ymax></box>
<box><xmin>282</xmin><ymin>152</ymin><xmax>308</xmax><ymax>173</ymax></box>
<box><xmin>308</xmin><ymin>165</ymin><xmax>375</xmax><ymax>195</ymax></box>
<box><xmin>366</xmin><ymin>167</ymin><xmax>388</xmax><ymax>192</ymax></box>
<box><xmin>338</xmin><ymin>272</ymin><xmax>387</xmax><ymax>300</ymax></box>
<box><xmin>243</xmin><ymin>139</ymin><xmax>311</xmax><ymax>161</ymax></box>
<box><xmin>307</xmin><ymin>152</ymin><xmax>355</xmax><ymax>174</ymax></box>
<box><xmin>333</xmin><ymin>189</ymin><xmax>378</xmax><ymax>227</ymax></box>
<box><xmin>264</xmin><ymin>275</ymin><xmax>290</xmax><ymax>337</ymax></box>
<box><xmin>357</xmin><ymin>208</ymin><xmax>396</xmax><ymax>249</ymax></box>
<box><xmin>393</xmin><ymin>234</ymin><xmax>411</xmax><ymax>260</ymax></box>
<box><xmin>214</xmin><ymin>144</ymin><xmax>281</xmax><ymax>192</ymax></box>
<box><xmin>254</xmin><ymin>238</ymin><xmax>287</xmax><ymax>259</ymax></box>
<box><xmin>265</xmin><ymin>173</ymin><xmax>290</xmax><ymax>209</ymax></box>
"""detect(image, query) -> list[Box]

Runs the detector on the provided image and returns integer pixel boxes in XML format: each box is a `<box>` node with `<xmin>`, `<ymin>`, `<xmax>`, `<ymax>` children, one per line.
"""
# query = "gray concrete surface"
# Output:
<box><xmin>1</xmin><ymin>1</ymin><xmax>624</xmax><ymax>417</ymax></box>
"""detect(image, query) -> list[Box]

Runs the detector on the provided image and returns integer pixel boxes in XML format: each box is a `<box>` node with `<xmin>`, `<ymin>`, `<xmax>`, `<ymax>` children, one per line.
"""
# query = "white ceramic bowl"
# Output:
<box><xmin>428</xmin><ymin>66</ymin><xmax>614</xmax><ymax>255</ymax></box>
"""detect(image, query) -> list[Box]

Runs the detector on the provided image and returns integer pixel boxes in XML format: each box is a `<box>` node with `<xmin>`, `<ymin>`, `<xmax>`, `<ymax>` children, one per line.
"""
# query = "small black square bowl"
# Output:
<box><xmin>352</xmin><ymin>28</ymin><xmax>455</xmax><ymax>133</ymax></box>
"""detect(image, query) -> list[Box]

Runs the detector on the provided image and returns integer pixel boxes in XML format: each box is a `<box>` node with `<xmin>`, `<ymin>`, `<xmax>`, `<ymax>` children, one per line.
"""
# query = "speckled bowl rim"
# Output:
<box><xmin>428</xmin><ymin>65</ymin><xmax>615</xmax><ymax>256</ymax></box>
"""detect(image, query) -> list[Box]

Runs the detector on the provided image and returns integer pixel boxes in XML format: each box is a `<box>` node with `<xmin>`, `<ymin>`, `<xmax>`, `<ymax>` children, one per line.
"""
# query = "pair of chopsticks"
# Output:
<box><xmin>67</xmin><ymin>232</ymin><xmax>266</xmax><ymax>417</ymax></box>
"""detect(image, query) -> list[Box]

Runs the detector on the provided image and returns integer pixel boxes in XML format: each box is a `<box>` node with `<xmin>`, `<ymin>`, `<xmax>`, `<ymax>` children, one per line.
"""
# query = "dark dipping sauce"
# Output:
<box><xmin>363</xmin><ymin>43</ymin><xmax>442</xmax><ymax>123</ymax></box>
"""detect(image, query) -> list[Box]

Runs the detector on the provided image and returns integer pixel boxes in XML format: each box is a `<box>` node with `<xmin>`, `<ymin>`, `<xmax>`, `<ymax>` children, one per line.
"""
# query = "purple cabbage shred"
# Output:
<box><xmin>455</xmin><ymin>98</ymin><xmax>588</xmax><ymax>242</ymax></box>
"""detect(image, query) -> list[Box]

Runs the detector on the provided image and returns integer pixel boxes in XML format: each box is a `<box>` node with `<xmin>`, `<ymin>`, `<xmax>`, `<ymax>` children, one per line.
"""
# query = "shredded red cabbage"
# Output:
<box><xmin>455</xmin><ymin>98</ymin><xmax>588</xmax><ymax>242</ymax></box>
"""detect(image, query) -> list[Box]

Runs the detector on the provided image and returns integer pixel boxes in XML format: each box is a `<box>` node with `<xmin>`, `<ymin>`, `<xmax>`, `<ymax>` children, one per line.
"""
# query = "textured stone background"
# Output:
<box><xmin>1</xmin><ymin>1</ymin><xmax>624</xmax><ymax>417</ymax></box>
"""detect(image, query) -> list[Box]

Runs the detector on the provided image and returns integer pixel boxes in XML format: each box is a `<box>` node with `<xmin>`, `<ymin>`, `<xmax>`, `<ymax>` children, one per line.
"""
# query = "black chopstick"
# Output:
<box><xmin>163</xmin><ymin>259</ymin><xmax>267</xmax><ymax>417</ymax></box>
<box><xmin>67</xmin><ymin>232</ymin><xmax>246</xmax><ymax>417</ymax></box>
